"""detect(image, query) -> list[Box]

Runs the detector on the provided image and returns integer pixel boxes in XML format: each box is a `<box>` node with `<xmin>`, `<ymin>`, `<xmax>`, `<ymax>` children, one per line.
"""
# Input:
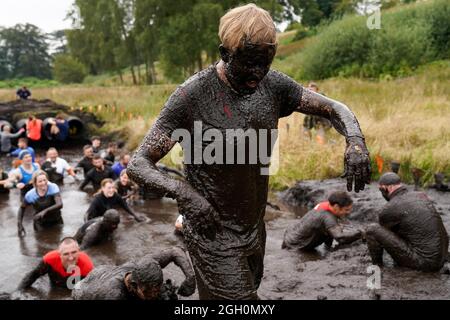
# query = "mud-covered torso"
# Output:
<box><xmin>380</xmin><ymin>188</ymin><xmax>449</xmax><ymax>262</ymax></box>
<box><xmin>155</xmin><ymin>65</ymin><xmax>303</xmax><ymax>235</ymax></box>
<box><xmin>284</xmin><ymin>209</ymin><xmax>338</xmax><ymax>250</ymax></box>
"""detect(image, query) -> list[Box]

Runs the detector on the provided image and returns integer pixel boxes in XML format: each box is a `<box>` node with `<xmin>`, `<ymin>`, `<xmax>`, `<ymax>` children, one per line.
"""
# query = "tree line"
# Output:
<box><xmin>0</xmin><ymin>0</ymin><xmax>416</xmax><ymax>84</ymax></box>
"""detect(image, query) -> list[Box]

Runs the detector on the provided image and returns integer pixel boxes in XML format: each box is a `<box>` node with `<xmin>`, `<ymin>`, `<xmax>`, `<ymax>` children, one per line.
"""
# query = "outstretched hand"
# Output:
<box><xmin>342</xmin><ymin>136</ymin><xmax>371</xmax><ymax>193</ymax></box>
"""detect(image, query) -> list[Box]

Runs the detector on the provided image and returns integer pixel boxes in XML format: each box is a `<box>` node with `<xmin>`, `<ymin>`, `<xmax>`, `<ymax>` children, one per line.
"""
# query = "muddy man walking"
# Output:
<box><xmin>128</xmin><ymin>3</ymin><xmax>371</xmax><ymax>300</ymax></box>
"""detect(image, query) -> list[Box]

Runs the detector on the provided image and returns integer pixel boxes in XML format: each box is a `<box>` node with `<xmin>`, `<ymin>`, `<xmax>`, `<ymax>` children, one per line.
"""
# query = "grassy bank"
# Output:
<box><xmin>1</xmin><ymin>60</ymin><xmax>448</xmax><ymax>189</ymax></box>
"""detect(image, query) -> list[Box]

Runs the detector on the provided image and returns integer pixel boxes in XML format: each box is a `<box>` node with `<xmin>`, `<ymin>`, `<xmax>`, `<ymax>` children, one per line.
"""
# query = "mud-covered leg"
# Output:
<box><xmin>366</xmin><ymin>223</ymin><xmax>421</xmax><ymax>269</ymax></box>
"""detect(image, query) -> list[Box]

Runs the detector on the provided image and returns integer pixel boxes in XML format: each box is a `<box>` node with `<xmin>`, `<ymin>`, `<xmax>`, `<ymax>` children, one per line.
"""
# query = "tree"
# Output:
<box><xmin>53</xmin><ymin>54</ymin><xmax>87</xmax><ymax>83</ymax></box>
<box><xmin>0</xmin><ymin>24</ymin><xmax>52</xmax><ymax>79</ymax></box>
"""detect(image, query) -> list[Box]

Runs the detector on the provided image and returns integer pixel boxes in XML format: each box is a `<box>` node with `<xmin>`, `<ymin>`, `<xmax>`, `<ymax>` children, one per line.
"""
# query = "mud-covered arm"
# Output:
<box><xmin>79</xmin><ymin>173</ymin><xmax>92</xmax><ymax>190</ymax></box>
<box><xmin>296</xmin><ymin>88</ymin><xmax>371</xmax><ymax>192</ymax></box>
<box><xmin>378</xmin><ymin>205</ymin><xmax>401</xmax><ymax>230</ymax></box>
<box><xmin>328</xmin><ymin>225</ymin><xmax>362</xmax><ymax>245</ymax></box>
<box><xmin>78</xmin><ymin>223</ymin><xmax>100</xmax><ymax>250</ymax></box>
<box><xmin>17</xmin><ymin>201</ymin><xmax>28</xmax><ymax>237</ymax></box>
<box><xmin>127</xmin><ymin>88</ymin><xmax>221</xmax><ymax>240</ymax></box>
<box><xmin>153</xmin><ymin>247</ymin><xmax>196</xmax><ymax>297</ymax></box>
<box><xmin>116</xmin><ymin>194</ymin><xmax>141</xmax><ymax>221</ymax></box>
<box><xmin>35</xmin><ymin>194</ymin><xmax>63</xmax><ymax>221</ymax></box>
<box><xmin>18</xmin><ymin>260</ymin><xmax>50</xmax><ymax>290</ymax></box>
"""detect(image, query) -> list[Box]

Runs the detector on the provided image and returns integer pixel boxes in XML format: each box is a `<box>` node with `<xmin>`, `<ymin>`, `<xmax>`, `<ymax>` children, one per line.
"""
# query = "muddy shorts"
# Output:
<box><xmin>185</xmin><ymin>224</ymin><xmax>266</xmax><ymax>300</ymax></box>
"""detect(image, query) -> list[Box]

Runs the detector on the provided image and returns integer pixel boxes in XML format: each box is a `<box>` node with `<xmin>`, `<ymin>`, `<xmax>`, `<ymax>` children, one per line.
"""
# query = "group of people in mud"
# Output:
<box><xmin>1</xmin><ymin>3</ymin><xmax>449</xmax><ymax>301</ymax></box>
<box><xmin>282</xmin><ymin>173</ymin><xmax>449</xmax><ymax>273</ymax></box>
<box><xmin>0</xmin><ymin>134</ymin><xmax>195</xmax><ymax>300</ymax></box>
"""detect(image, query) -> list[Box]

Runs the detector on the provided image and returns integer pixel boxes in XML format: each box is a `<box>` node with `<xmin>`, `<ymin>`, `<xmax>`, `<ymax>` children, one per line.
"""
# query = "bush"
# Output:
<box><xmin>296</xmin><ymin>0</ymin><xmax>449</xmax><ymax>80</ymax></box>
<box><xmin>53</xmin><ymin>54</ymin><xmax>87</xmax><ymax>84</ymax></box>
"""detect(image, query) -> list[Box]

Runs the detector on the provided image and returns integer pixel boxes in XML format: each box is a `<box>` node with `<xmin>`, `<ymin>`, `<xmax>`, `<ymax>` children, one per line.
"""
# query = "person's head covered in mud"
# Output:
<box><xmin>124</xmin><ymin>255</ymin><xmax>164</xmax><ymax>300</ymax></box>
<box><xmin>378</xmin><ymin>172</ymin><xmax>402</xmax><ymax>201</ymax></box>
<box><xmin>218</xmin><ymin>3</ymin><xmax>278</xmax><ymax>95</ymax></box>
<box><xmin>102</xmin><ymin>209</ymin><xmax>120</xmax><ymax>232</ymax></box>
<box><xmin>328</xmin><ymin>191</ymin><xmax>353</xmax><ymax>218</ymax></box>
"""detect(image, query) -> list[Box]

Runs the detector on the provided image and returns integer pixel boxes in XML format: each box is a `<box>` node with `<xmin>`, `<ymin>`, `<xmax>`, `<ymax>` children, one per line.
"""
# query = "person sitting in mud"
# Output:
<box><xmin>91</xmin><ymin>136</ymin><xmax>102</xmax><ymax>154</ymax></box>
<box><xmin>17</xmin><ymin>170</ymin><xmax>63</xmax><ymax>237</ymax></box>
<box><xmin>112</xmin><ymin>152</ymin><xmax>131</xmax><ymax>177</ymax></box>
<box><xmin>76</xmin><ymin>145</ymin><xmax>95</xmax><ymax>179</ymax></box>
<box><xmin>41</xmin><ymin>148</ymin><xmax>77</xmax><ymax>184</ymax></box>
<box><xmin>74</xmin><ymin>209</ymin><xmax>120</xmax><ymax>250</ymax></box>
<box><xmin>18</xmin><ymin>237</ymin><xmax>93</xmax><ymax>290</ymax></box>
<box><xmin>48</xmin><ymin>114</ymin><xmax>70</xmax><ymax>142</ymax></box>
<box><xmin>72</xmin><ymin>247</ymin><xmax>196</xmax><ymax>300</ymax></box>
<box><xmin>16</xmin><ymin>86</ymin><xmax>31</xmax><ymax>100</ymax></box>
<box><xmin>79</xmin><ymin>155</ymin><xmax>116</xmax><ymax>191</ymax></box>
<box><xmin>85</xmin><ymin>178</ymin><xmax>143</xmax><ymax>222</ymax></box>
<box><xmin>127</xmin><ymin>3</ymin><xmax>370</xmax><ymax>300</ymax></box>
<box><xmin>101</xmin><ymin>142</ymin><xmax>118</xmax><ymax>165</ymax></box>
<box><xmin>7</xmin><ymin>150</ymin><xmax>40</xmax><ymax>200</ymax></box>
<box><xmin>26</xmin><ymin>115</ymin><xmax>43</xmax><ymax>144</ymax></box>
<box><xmin>282</xmin><ymin>191</ymin><xmax>362</xmax><ymax>251</ymax></box>
<box><xmin>365</xmin><ymin>172</ymin><xmax>449</xmax><ymax>272</ymax></box>
<box><xmin>9</xmin><ymin>137</ymin><xmax>36</xmax><ymax>162</ymax></box>
<box><xmin>114</xmin><ymin>170</ymin><xmax>139</xmax><ymax>201</ymax></box>
<box><xmin>0</xmin><ymin>125</ymin><xmax>25</xmax><ymax>154</ymax></box>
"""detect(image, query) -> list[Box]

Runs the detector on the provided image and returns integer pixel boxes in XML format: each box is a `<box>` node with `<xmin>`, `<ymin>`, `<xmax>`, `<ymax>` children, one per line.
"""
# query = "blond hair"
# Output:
<box><xmin>219</xmin><ymin>3</ymin><xmax>277</xmax><ymax>52</ymax></box>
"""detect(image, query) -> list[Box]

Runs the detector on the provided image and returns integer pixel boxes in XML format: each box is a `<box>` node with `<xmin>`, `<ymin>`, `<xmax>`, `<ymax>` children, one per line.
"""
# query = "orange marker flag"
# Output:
<box><xmin>375</xmin><ymin>155</ymin><xmax>384</xmax><ymax>174</ymax></box>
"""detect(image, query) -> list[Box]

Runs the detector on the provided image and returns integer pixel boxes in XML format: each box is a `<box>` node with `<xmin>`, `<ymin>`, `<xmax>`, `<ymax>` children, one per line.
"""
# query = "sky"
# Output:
<box><xmin>0</xmin><ymin>0</ymin><xmax>74</xmax><ymax>33</ymax></box>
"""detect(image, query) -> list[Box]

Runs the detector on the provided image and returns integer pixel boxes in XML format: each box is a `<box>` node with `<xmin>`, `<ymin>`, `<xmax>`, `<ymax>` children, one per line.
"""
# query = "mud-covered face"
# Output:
<box><xmin>220</xmin><ymin>43</ymin><xmax>276</xmax><ymax>95</ymax></box>
<box><xmin>379</xmin><ymin>185</ymin><xmax>391</xmax><ymax>201</ymax></box>
<box><xmin>136</xmin><ymin>284</ymin><xmax>161</xmax><ymax>300</ymax></box>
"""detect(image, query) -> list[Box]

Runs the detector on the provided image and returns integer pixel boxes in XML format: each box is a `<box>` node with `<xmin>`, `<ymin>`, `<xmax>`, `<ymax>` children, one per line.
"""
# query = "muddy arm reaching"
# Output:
<box><xmin>328</xmin><ymin>225</ymin><xmax>362</xmax><ymax>245</ymax></box>
<box><xmin>117</xmin><ymin>195</ymin><xmax>142</xmax><ymax>222</ymax></box>
<box><xmin>152</xmin><ymin>247</ymin><xmax>196</xmax><ymax>297</ymax></box>
<box><xmin>295</xmin><ymin>89</ymin><xmax>371</xmax><ymax>193</ymax></box>
<box><xmin>17</xmin><ymin>203</ymin><xmax>28</xmax><ymax>237</ymax></box>
<box><xmin>34</xmin><ymin>194</ymin><xmax>63</xmax><ymax>222</ymax></box>
<box><xmin>127</xmin><ymin>126</ymin><xmax>221</xmax><ymax>240</ymax></box>
<box><xmin>18</xmin><ymin>260</ymin><xmax>50</xmax><ymax>290</ymax></box>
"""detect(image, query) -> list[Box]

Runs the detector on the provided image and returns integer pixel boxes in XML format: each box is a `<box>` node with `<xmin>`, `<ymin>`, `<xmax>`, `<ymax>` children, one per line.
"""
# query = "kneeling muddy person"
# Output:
<box><xmin>366</xmin><ymin>173</ymin><xmax>449</xmax><ymax>272</ymax></box>
<box><xmin>282</xmin><ymin>191</ymin><xmax>362</xmax><ymax>251</ymax></box>
<box><xmin>72</xmin><ymin>247</ymin><xmax>196</xmax><ymax>300</ymax></box>
<box><xmin>74</xmin><ymin>209</ymin><xmax>120</xmax><ymax>250</ymax></box>
<box><xmin>17</xmin><ymin>170</ymin><xmax>63</xmax><ymax>237</ymax></box>
<box><xmin>18</xmin><ymin>237</ymin><xmax>93</xmax><ymax>290</ymax></box>
<box><xmin>128</xmin><ymin>4</ymin><xmax>370</xmax><ymax>299</ymax></box>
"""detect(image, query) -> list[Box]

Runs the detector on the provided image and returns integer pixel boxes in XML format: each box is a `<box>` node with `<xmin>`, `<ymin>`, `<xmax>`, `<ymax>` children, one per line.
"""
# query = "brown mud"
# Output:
<box><xmin>0</xmin><ymin>150</ymin><xmax>449</xmax><ymax>300</ymax></box>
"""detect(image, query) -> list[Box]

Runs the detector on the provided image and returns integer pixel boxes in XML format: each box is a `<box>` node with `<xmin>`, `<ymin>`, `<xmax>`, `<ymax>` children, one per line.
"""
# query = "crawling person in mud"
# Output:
<box><xmin>79</xmin><ymin>155</ymin><xmax>116</xmax><ymax>192</ymax></box>
<box><xmin>74</xmin><ymin>209</ymin><xmax>120</xmax><ymax>250</ymax></box>
<box><xmin>17</xmin><ymin>170</ymin><xmax>64</xmax><ymax>237</ymax></box>
<box><xmin>18</xmin><ymin>237</ymin><xmax>93</xmax><ymax>290</ymax></box>
<box><xmin>365</xmin><ymin>172</ymin><xmax>449</xmax><ymax>272</ymax></box>
<box><xmin>127</xmin><ymin>3</ymin><xmax>371</xmax><ymax>300</ymax></box>
<box><xmin>282</xmin><ymin>191</ymin><xmax>362</xmax><ymax>251</ymax></box>
<box><xmin>72</xmin><ymin>247</ymin><xmax>196</xmax><ymax>300</ymax></box>
<box><xmin>84</xmin><ymin>178</ymin><xmax>144</xmax><ymax>223</ymax></box>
